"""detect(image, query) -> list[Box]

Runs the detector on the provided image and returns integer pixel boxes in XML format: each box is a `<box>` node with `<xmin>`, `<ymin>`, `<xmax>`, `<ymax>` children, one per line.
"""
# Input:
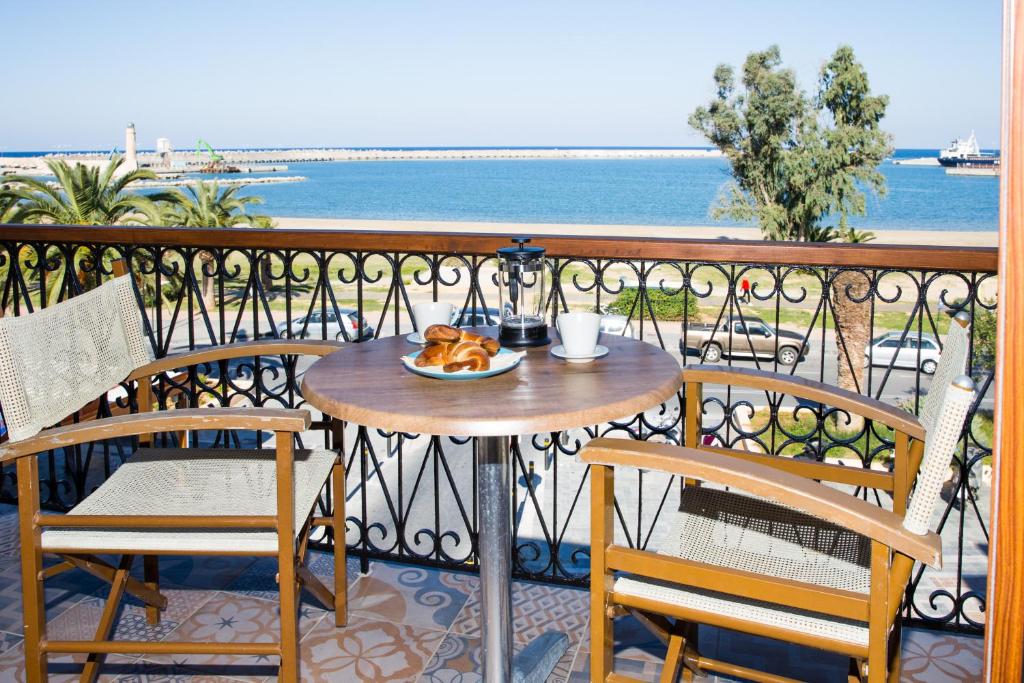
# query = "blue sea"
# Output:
<box><xmin>7</xmin><ymin>147</ymin><xmax>1000</xmax><ymax>232</ymax></box>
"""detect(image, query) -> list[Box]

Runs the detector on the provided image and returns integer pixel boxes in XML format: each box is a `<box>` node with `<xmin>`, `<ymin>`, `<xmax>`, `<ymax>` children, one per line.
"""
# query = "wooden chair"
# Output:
<box><xmin>0</xmin><ymin>274</ymin><xmax>348</xmax><ymax>682</ymax></box>
<box><xmin>585</xmin><ymin>314</ymin><xmax>975</xmax><ymax>683</ymax></box>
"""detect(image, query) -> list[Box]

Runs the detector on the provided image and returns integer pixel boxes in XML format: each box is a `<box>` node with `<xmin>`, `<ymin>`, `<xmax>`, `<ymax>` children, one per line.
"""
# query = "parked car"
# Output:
<box><xmin>451</xmin><ymin>306</ymin><xmax>502</xmax><ymax>327</ymax></box>
<box><xmin>275</xmin><ymin>308</ymin><xmax>374</xmax><ymax>341</ymax></box>
<box><xmin>597</xmin><ymin>312</ymin><xmax>635</xmax><ymax>338</ymax></box>
<box><xmin>865</xmin><ymin>332</ymin><xmax>941</xmax><ymax>374</ymax></box>
<box><xmin>679</xmin><ymin>317</ymin><xmax>808</xmax><ymax>365</ymax></box>
<box><xmin>452</xmin><ymin>306</ymin><xmax>635</xmax><ymax>338</ymax></box>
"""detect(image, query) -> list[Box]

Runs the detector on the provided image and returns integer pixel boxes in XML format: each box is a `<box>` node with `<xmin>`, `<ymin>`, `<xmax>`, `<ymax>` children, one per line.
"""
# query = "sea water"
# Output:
<box><xmin>6</xmin><ymin>148</ymin><xmax>998</xmax><ymax>231</ymax></box>
<box><xmin>245</xmin><ymin>152</ymin><xmax>998</xmax><ymax>232</ymax></box>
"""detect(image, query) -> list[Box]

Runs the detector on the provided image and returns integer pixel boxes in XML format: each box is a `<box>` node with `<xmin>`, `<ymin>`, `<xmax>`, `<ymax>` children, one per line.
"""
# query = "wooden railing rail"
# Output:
<box><xmin>0</xmin><ymin>224</ymin><xmax>999</xmax><ymax>273</ymax></box>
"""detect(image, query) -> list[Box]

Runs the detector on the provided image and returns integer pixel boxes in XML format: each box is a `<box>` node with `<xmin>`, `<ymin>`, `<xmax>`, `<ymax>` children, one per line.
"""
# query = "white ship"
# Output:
<box><xmin>938</xmin><ymin>132</ymin><xmax>999</xmax><ymax>168</ymax></box>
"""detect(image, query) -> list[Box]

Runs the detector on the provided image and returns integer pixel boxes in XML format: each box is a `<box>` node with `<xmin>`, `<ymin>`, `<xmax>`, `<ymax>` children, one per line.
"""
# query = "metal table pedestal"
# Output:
<box><xmin>478</xmin><ymin>435</ymin><xmax>569</xmax><ymax>683</ymax></box>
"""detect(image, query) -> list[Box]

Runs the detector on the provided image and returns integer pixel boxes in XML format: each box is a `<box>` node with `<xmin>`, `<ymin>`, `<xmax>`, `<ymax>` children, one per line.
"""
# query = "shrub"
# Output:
<box><xmin>606</xmin><ymin>287</ymin><xmax>699</xmax><ymax>321</ymax></box>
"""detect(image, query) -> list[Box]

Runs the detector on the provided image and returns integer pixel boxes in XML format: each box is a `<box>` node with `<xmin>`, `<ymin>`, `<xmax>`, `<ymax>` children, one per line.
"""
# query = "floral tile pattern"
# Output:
<box><xmin>0</xmin><ymin>508</ymin><xmax>984</xmax><ymax>683</ymax></box>
<box><xmin>142</xmin><ymin>556</ymin><xmax>257</xmax><ymax>592</ymax></box>
<box><xmin>0</xmin><ymin>641</ymin><xmax>138</xmax><ymax>683</ymax></box>
<box><xmin>348</xmin><ymin>561</ymin><xmax>477</xmax><ymax>631</ymax></box>
<box><xmin>0</xmin><ymin>555</ymin><xmax>109</xmax><ymax>636</ymax></box>
<box><xmin>421</xmin><ymin>631</ymin><xmax>576</xmax><ymax>683</ymax></box>
<box><xmin>0</xmin><ymin>507</ymin><xmax>22</xmax><ymax>558</ymax></box>
<box><xmin>225</xmin><ymin>552</ymin><xmax>361</xmax><ymax>605</ymax></box>
<box><xmin>567</xmin><ymin>652</ymin><xmax>668</xmax><ymax>683</ymax></box>
<box><xmin>138</xmin><ymin>592</ymin><xmax>326</xmax><ymax>681</ymax></box>
<box><xmin>300</xmin><ymin>614</ymin><xmax>445</xmax><ymax>681</ymax></box>
<box><xmin>901</xmin><ymin>628</ymin><xmax>985</xmax><ymax>683</ymax></box>
<box><xmin>450</xmin><ymin>579</ymin><xmax>590</xmax><ymax>647</ymax></box>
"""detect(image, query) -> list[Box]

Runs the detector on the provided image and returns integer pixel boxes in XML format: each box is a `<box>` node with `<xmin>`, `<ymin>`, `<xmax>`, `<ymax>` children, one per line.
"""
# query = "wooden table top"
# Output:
<box><xmin>300</xmin><ymin>327</ymin><xmax>683</xmax><ymax>437</ymax></box>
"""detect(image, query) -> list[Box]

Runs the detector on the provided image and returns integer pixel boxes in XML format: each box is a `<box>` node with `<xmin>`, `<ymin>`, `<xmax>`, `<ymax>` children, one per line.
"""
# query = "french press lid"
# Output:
<box><xmin>497</xmin><ymin>237</ymin><xmax>545</xmax><ymax>262</ymax></box>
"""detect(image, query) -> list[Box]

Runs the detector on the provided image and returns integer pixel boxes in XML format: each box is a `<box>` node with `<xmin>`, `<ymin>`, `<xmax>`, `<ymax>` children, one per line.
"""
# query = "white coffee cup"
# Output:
<box><xmin>556</xmin><ymin>312</ymin><xmax>602</xmax><ymax>357</ymax></box>
<box><xmin>413</xmin><ymin>301</ymin><xmax>455</xmax><ymax>332</ymax></box>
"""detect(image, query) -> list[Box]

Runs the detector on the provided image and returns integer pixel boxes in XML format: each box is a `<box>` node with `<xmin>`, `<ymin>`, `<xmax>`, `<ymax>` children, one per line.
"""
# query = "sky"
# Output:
<box><xmin>1</xmin><ymin>1</ymin><xmax>1003</xmax><ymax>151</ymax></box>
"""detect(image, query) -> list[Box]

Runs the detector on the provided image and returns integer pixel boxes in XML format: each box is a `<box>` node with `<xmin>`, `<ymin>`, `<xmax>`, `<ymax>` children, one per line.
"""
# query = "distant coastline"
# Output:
<box><xmin>1</xmin><ymin>147</ymin><xmax>723</xmax><ymax>175</ymax></box>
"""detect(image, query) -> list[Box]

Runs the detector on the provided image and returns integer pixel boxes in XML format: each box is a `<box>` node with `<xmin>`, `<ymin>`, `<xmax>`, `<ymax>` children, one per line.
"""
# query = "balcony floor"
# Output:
<box><xmin>0</xmin><ymin>503</ymin><xmax>983</xmax><ymax>682</ymax></box>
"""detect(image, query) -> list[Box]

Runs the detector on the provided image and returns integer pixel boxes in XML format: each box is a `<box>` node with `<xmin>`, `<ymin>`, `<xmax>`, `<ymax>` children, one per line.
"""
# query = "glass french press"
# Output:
<box><xmin>496</xmin><ymin>237</ymin><xmax>550</xmax><ymax>347</ymax></box>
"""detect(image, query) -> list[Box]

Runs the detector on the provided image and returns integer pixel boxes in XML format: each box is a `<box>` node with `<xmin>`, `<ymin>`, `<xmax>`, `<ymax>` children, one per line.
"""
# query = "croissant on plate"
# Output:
<box><xmin>413</xmin><ymin>342</ymin><xmax>453</xmax><ymax>367</ymax></box>
<box><xmin>413</xmin><ymin>337</ymin><xmax>494</xmax><ymax>373</ymax></box>
<box><xmin>423</xmin><ymin>324</ymin><xmax>500</xmax><ymax>356</ymax></box>
<box><xmin>442</xmin><ymin>340</ymin><xmax>491</xmax><ymax>372</ymax></box>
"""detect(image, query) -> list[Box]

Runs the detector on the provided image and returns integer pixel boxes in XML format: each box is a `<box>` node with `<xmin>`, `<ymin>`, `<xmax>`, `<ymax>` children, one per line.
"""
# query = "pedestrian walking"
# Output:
<box><xmin>739</xmin><ymin>277</ymin><xmax>751</xmax><ymax>304</ymax></box>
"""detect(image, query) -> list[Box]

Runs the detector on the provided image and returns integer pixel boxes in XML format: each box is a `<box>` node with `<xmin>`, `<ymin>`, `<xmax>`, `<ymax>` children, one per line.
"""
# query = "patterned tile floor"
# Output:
<box><xmin>0</xmin><ymin>504</ymin><xmax>984</xmax><ymax>682</ymax></box>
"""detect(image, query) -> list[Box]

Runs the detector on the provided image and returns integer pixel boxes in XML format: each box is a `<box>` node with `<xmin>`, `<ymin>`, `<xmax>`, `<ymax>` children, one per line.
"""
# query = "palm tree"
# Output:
<box><xmin>162</xmin><ymin>181</ymin><xmax>275</xmax><ymax>302</ymax></box>
<box><xmin>831</xmin><ymin>228</ymin><xmax>876</xmax><ymax>431</ymax></box>
<box><xmin>1</xmin><ymin>155</ymin><xmax>171</xmax><ymax>226</ymax></box>
<box><xmin>0</xmin><ymin>155</ymin><xmax>177</xmax><ymax>303</ymax></box>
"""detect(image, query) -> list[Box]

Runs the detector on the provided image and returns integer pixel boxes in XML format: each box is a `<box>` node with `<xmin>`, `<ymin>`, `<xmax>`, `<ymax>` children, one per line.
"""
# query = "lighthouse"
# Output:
<box><xmin>124</xmin><ymin>123</ymin><xmax>138</xmax><ymax>171</ymax></box>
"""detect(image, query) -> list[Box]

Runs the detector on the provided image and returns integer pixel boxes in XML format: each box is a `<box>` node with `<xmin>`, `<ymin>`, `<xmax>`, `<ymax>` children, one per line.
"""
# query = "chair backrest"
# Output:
<box><xmin>903</xmin><ymin>374</ymin><xmax>975</xmax><ymax>535</ymax></box>
<box><xmin>0</xmin><ymin>275</ymin><xmax>153</xmax><ymax>442</ymax></box>
<box><xmin>918</xmin><ymin>312</ymin><xmax>971</xmax><ymax>435</ymax></box>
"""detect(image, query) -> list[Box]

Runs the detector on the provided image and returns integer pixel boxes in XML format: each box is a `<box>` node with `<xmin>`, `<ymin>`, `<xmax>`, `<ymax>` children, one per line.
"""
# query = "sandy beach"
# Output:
<box><xmin>273</xmin><ymin>216</ymin><xmax>998</xmax><ymax>248</ymax></box>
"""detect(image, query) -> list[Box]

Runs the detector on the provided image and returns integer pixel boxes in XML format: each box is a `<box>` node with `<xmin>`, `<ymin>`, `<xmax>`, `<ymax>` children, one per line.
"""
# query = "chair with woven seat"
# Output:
<box><xmin>0</xmin><ymin>273</ymin><xmax>348</xmax><ymax>683</ymax></box>
<box><xmin>585</xmin><ymin>314</ymin><xmax>975</xmax><ymax>683</ymax></box>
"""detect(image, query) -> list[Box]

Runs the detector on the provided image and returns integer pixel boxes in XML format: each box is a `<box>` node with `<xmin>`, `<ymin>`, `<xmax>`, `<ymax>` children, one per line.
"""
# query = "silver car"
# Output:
<box><xmin>865</xmin><ymin>332</ymin><xmax>941</xmax><ymax>374</ymax></box>
<box><xmin>275</xmin><ymin>309</ymin><xmax>374</xmax><ymax>341</ymax></box>
<box><xmin>598</xmin><ymin>313</ymin><xmax>634</xmax><ymax>338</ymax></box>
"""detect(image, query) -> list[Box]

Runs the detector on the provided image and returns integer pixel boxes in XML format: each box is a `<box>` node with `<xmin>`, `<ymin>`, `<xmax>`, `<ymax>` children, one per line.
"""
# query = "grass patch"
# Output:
<box><xmin>747</xmin><ymin>407</ymin><xmax>896</xmax><ymax>462</ymax></box>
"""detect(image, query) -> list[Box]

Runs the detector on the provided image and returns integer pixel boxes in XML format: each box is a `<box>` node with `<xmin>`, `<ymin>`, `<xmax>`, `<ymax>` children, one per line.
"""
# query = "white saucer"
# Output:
<box><xmin>406</xmin><ymin>332</ymin><xmax>427</xmax><ymax>344</ymax></box>
<box><xmin>551</xmin><ymin>344</ymin><xmax>609</xmax><ymax>364</ymax></box>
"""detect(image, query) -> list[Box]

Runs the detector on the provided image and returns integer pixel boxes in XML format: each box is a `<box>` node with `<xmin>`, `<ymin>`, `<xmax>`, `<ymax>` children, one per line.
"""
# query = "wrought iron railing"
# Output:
<box><xmin>0</xmin><ymin>224</ymin><xmax>997</xmax><ymax>635</ymax></box>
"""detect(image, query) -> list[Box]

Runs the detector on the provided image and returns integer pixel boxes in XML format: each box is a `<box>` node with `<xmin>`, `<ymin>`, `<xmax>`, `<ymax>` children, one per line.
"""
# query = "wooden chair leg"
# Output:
<box><xmin>332</xmin><ymin>457</ymin><xmax>347</xmax><ymax>626</ymax></box>
<box><xmin>143</xmin><ymin>555</ymin><xmax>161</xmax><ymax>625</ymax></box>
<box><xmin>867</xmin><ymin>541</ymin><xmax>890</xmax><ymax>683</ymax></box>
<box><xmin>276</xmin><ymin>436</ymin><xmax>300</xmax><ymax>682</ymax></box>
<box><xmin>590</xmin><ymin>464</ymin><xmax>615</xmax><ymax>682</ymax></box>
<box><xmin>886</xmin><ymin>619</ymin><xmax>903</xmax><ymax>683</ymax></box>
<box><xmin>660</xmin><ymin>621</ymin><xmax>686</xmax><ymax>683</ymax></box>
<box><xmin>681</xmin><ymin>622</ymin><xmax>700</xmax><ymax>682</ymax></box>
<box><xmin>58</xmin><ymin>554</ymin><xmax>166</xmax><ymax>613</ymax></box>
<box><xmin>80</xmin><ymin>555</ymin><xmax>134</xmax><ymax>683</ymax></box>
<box><xmin>17</xmin><ymin>457</ymin><xmax>47</xmax><ymax>683</ymax></box>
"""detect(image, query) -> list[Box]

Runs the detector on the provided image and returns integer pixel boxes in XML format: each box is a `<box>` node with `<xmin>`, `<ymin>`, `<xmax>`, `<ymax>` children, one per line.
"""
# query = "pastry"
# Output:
<box><xmin>444</xmin><ymin>340</ymin><xmax>491</xmax><ymax>372</ymax></box>
<box><xmin>423</xmin><ymin>324</ymin><xmax>500</xmax><ymax>356</ymax></box>
<box><xmin>414</xmin><ymin>342</ymin><xmax>453</xmax><ymax>367</ymax></box>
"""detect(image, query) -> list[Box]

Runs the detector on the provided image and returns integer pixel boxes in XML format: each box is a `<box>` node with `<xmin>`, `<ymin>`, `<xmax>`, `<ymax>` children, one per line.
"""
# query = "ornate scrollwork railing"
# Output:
<box><xmin>0</xmin><ymin>224</ymin><xmax>997</xmax><ymax>634</ymax></box>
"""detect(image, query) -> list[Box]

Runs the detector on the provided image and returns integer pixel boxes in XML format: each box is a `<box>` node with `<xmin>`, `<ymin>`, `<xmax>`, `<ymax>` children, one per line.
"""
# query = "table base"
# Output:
<box><xmin>513</xmin><ymin>630</ymin><xmax>569</xmax><ymax>683</ymax></box>
<box><xmin>479</xmin><ymin>435</ymin><xmax>569</xmax><ymax>683</ymax></box>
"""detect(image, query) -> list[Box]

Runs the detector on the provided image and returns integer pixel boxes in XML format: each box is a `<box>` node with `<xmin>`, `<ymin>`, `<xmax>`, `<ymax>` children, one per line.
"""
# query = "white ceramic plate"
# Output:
<box><xmin>406</xmin><ymin>332</ymin><xmax>427</xmax><ymax>344</ymax></box>
<box><xmin>550</xmin><ymin>344</ymin><xmax>609</xmax><ymax>364</ymax></box>
<box><xmin>401</xmin><ymin>347</ymin><xmax>525</xmax><ymax>380</ymax></box>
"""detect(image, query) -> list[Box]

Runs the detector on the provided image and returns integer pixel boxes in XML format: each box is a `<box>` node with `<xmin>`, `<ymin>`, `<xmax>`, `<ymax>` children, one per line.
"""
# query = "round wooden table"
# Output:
<box><xmin>301</xmin><ymin>327</ymin><xmax>682</xmax><ymax>683</ymax></box>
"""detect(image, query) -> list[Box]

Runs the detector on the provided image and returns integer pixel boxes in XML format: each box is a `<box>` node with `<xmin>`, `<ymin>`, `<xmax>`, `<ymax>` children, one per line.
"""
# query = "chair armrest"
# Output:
<box><xmin>0</xmin><ymin>408</ymin><xmax>312</xmax><ymax>462</ymax></box>
<box><xmin>126</xmin><ymin>339</ymin><xmax>345</xmax><ymax>381</ymax></box>
<box><xmin>581</xmin><ymin>437</ymin><xmax>942</xmax><ymax>567</ymax></box>
<box><xmin>683</xmin><ymin>365</ymin><xmax>924</xmax><ymax>440</ymax></box>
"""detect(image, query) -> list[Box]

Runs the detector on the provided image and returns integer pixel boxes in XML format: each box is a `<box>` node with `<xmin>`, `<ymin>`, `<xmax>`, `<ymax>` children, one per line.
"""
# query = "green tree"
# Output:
<box><xmin>971</xmin><ymin>301</ymin><xmax>997</xmax><ymax>373</ymax></box>
<box><xmin>162</xmin><ymin>180</ymin><xmax>275</xmax><ymax>301</ymax></box>
<box><xmin>690</xmin><ymin>45</ymin><xmax>892</xmax><ymax>418</ymax></box>
<box><xmin>0</xmin><ymin>156</ymin><xmax>177</xmax><ymax>303</ymax></box>
<box><xmin>1</xmin><ymin>155</ymin><xmax>171</xmax><ymax>226</ymax></box>
<box><xmin>689</xmin><ymin>45</ymin><xmax>891</xmax><ymax>242</ymax></box>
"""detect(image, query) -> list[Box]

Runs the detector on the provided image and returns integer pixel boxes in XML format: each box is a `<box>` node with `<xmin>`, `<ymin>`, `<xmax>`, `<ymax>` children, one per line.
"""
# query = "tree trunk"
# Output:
<box><xmin>199</xmin><ymin>251</ymin><xmax>215</xmax><ymax>308</ymax></box>
<box><xmin>259</xmin><ymin>254</ymin><xmax>273</xmax><ymax>294</ymax></box>
<box><xmin>832</xmin><ymin>270</ymin><xmax>871</xmax><ymax>433</ymax></box>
